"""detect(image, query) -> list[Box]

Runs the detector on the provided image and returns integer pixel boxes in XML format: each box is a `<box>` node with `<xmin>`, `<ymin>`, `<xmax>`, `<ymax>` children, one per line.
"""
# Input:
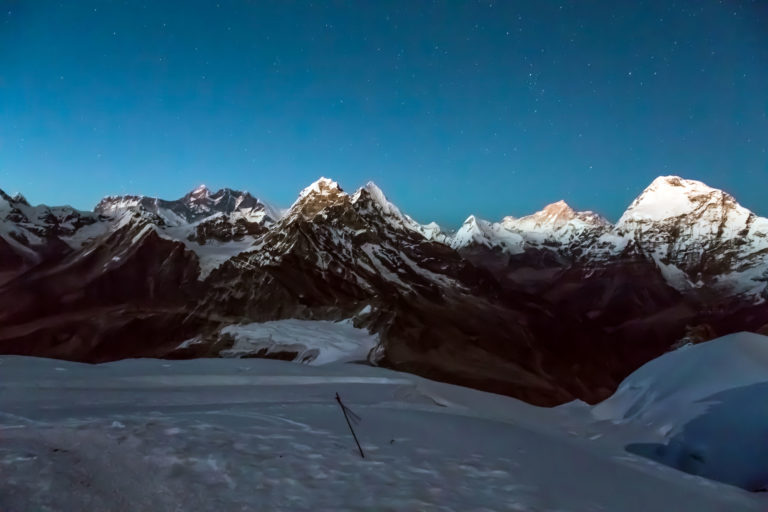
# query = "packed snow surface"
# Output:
<box><xmin>216</xmin><ymin>319</ymin><xmax>378</xmax><ymax>364</ymax></box>
<box><xmin>593</xmin><ymin>332</ymin><xmax>768</xmax><ymax>491</ymax></box>
<box><xmin>1</xmin><ymin>355</ymin><xmax>764</xmax><ymax>511</ymax></box>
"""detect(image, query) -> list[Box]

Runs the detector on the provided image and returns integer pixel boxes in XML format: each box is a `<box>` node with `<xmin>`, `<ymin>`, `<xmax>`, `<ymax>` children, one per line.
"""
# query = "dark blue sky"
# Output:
<box><xmin>1</xmin><ymin>1</ymin><xmax>767</xmax><ymax>226</ymax></box>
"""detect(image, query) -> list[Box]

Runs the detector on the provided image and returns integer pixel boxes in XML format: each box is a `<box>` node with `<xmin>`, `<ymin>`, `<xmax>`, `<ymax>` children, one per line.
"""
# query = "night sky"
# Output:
<box><xmin>1</xmin><ymin>1</ymin><xmax>767</xmax><ymax>226</ymax></box>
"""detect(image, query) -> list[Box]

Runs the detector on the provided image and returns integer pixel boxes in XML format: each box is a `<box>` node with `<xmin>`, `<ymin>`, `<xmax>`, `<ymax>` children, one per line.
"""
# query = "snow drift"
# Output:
<box><xmin>593</xmin><ymin>332</ymin><xmax>768</xmax><ymax>491</ymax></box>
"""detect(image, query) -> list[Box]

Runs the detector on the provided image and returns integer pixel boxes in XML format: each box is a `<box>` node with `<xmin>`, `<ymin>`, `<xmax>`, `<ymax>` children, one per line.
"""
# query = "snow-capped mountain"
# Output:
<box><xmin>451</xmin><ymin>200</ymin><xmax>610</xmax><ymax>260</ymax></box>
<box><xmin>1</xmin><ymin>175</ymin><xmax>767</xmax><ymax>407</ymax></box>
<box><xmin>197</xmin><ymin>178</ymin><xmax>580</xmax><ymax>404</ymax></box>
<box><xmin>451</xmin><ymin>215</ymin><xmax>526</xmax><ymax>254</ymax></box>
<box><xmin>92</xmin><ymin>185</ymin><xmax>284</xmax><ymax>278</ymax></box>
<box><xmin>0</xmin><ymin>189</ymin><xmax>103</xmax><ymax>284</ymax></box>
<box><xmin>502</xmin><ymin>200</ymin><xmax>611</xmax><ymax>255</ymax></box>
<box><xmin>95</xmin><ymin>184</ymin><xmax>281</xmax><ymax>246</ymax></box>
<box><xmin>452</xmin><ymin>176</ymin><xmax>768</xmax><ymax>301</ymax></box>
<box><xmin>95</xmin><ymin>184</ymin><xmax>282</xmax><ymax>225</ymax></box>
<box><xmin>615</xmin><ymin>176</ymin><xmax>768</xmax><ymax>296</ymax></box>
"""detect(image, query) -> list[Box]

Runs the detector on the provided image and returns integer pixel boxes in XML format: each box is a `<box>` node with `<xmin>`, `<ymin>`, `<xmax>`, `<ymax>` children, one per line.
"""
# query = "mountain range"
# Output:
<box><xmin>2</xmin><ymin>175</ymin><xmax>767</xmax><ymax>405</ymax></box>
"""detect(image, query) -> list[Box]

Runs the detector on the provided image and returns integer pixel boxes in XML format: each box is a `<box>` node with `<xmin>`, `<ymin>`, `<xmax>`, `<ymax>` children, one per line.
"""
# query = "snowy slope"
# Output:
<box><xmin>1</xmin><ymin>355</ymin><xmax>763</xmax><ymax>511</ymax></box>
<box><xmin>593</xmin><ymin>332</ymin><xmax>768</xmax><ymax>491</ymax></box>
<box><xmin>180</xmin><ymin>318</ymin><xmax>379</xmax><ymax>365</ymax></box>
<box><xmin>159</xmin><ymin>221</ymin><xmax>261</xmax><ymax>279</ymax></box>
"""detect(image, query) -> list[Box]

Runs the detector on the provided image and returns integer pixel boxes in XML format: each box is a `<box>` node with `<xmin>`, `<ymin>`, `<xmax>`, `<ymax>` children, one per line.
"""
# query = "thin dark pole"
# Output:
<box><xmin>335</xmin><ymin>392</ymin><xmax>365</xmax><ymax>459</ymax></box>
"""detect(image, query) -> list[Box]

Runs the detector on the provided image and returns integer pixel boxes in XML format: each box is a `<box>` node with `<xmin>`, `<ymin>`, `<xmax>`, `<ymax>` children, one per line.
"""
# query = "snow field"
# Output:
<box><xmin>1</xmin><ymin>355</ymin><xmax>763</xmax><ymax>511</ymax></box>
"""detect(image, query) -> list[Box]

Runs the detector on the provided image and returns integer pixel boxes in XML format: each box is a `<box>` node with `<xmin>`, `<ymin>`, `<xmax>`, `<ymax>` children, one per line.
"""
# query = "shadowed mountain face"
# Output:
<box><xmin>0</xmin><ymin>176</ymin><xmax>766</xmax><ymax>405</ymax></box>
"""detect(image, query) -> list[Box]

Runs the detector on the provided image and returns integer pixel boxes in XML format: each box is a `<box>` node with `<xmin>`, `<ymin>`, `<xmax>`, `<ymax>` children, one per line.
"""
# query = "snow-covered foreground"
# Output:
<box><xmin>594</xmin><ymin>332</ymin><xmax>768</xmax><ymax>491</ymax></box>
<box><xmin>1</xmin><ymin>356</ymin><xmax>764</xmax><ymax>512</ymax></box>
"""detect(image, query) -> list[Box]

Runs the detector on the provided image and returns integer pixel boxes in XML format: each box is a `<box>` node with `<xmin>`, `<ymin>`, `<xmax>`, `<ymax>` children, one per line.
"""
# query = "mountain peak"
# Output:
<box><xmin>186</xmin><ymin>184</ymin><xmax>212</xmax><ymax>203</ymax></box>
<box><xmin>647</xmin><ymin>175</ymin><xmax>717</xmax><ymax>195</ymax></box>
<box><xmin>651</xmin><ymin>175</ymin><xmax>689</xmax><ymax>185</ymax></box>
<box><xmin>351</xmin><ymin>181</ymin><xmax>446</xmax><ymax>241</ymax></box>
<box><xmin>298</xmin><ymin>177</ymin><xmax>343</xmax><ymax>200</ymax></box>
<box><xmin>543</xmin><ymin>199</ymin><xmax>572</xmax><ymax>211</ymax></box>
<box><xmin>360</xmin><ymin>181</ymin><xmax>386</xmax><ymax>200</ymax></box>
<box><xmin>539</xmin><ymin>200</ymin><xmax>576</xmax><ymax>221</ymax></box>
<box><xmin>501</xmin><ymin>200</ymin><xmax>608</xmax><ymax>232</ymax></box>
<box><xmin>287</xmin><ymin>177</ymin><xmax>347</xmax><ymax>219</ymax></box>
<box><xmin>355</xmin><ymin>181</ymin><xmax>398</xmax><ymax>215</ymax></box>
<box><xmin>93</xmin><ymin>186</ymin><xmax>277</xmax><ymax>227</ymax></box>
<box><xmin>452</xmin><ymin>215</ymin><xmax>486</xmax><ymax>246</ymax></box>
<box><xmin>619</xmin><ymin>175</ymin><xmax>734</xmax><ymax>224</ymax></box>
<box><xmin>0</xmin><ymin>189</ymin><xmax>30</xmax><ymax>206</ymax></box>
<box><xmin>451</xmin><ymin>214</ymin><xmax>525</xmax><ymax>252</ymax></box>
<box><xmin>10</xmin><ymin>192</ymin><xmax>29</xmax><ymax>206</ymax></box>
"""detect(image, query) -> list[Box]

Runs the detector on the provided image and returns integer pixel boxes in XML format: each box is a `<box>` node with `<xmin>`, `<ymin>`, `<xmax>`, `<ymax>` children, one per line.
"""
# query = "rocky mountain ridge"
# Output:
<box><xmin>1</xmin><ymin>175</ymin><xmax>766</xmax><ymax>406</ymax></box>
